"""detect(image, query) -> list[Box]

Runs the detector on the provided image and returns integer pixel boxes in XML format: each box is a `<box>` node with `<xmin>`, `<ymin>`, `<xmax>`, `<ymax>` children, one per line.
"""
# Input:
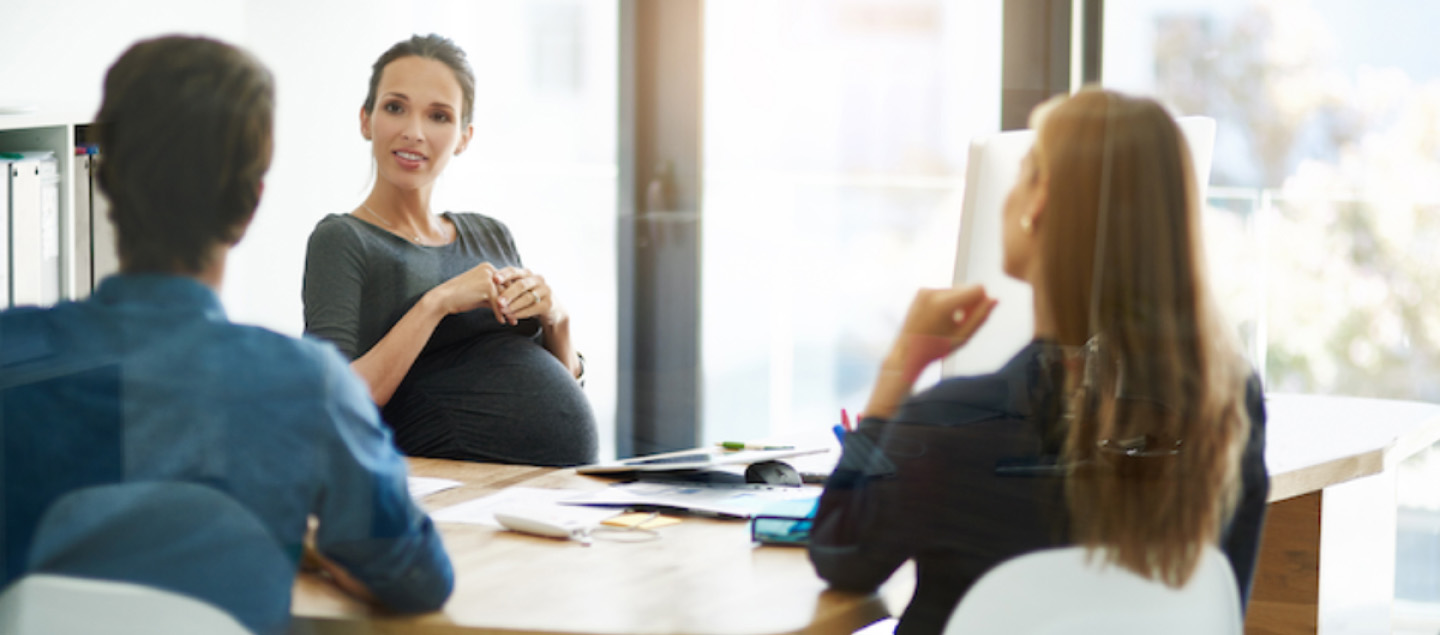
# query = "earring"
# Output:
<box><xmin>1020</xmin><ymin>216</ymin><xmax>1034</xmax><ymax>233</ymax></box>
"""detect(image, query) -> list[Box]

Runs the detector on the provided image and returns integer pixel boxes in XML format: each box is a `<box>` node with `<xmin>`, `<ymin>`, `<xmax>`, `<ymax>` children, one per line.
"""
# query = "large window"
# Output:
<box><xmin>1104</xmin><ymin>0</ymin><xmax>1440</xmax><ymax>620</ymax></box>
<box><xmin>1105</xmin><ymin>0</ymin><xmax>1440</xmax><ymax>403</ymax></box>
<box><xmin>419</xmin><ymin>1</ymin><xmax>620</xmax><ymax>459</ymax></box>
<box><xmin>700</xmin><ymin>0</ymin><xmax>1002</xmax><ymax>443</ymax></box>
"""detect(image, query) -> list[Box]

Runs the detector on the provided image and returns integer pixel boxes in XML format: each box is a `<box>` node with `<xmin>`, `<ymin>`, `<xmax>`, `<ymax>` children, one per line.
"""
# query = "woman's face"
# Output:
<box><xmin>361</xmin><ymin>55</ymin><xmax>472</xmax><ymax>193</ymax></box>
<box><xmin>1001</xmin><ymin>147</ymin><xmax>1046</xmax><ymax>283</ymax></box>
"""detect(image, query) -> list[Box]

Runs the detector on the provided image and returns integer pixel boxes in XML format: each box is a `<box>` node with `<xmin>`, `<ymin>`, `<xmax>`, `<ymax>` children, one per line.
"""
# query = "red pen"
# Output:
<box><xmin>841</xmin><ymin>408</ymin><xmax>853</xmax><ymax>432</ymax></box>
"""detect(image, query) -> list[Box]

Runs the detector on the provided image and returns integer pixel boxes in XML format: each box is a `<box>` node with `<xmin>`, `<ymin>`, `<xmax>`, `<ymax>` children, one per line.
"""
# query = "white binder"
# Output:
<box><xmin>0</xmin><ymin>157</ymin><xmax>9</xmax><ymax>308</ymax></box>
<box><xmin>72</xmin><ymin>153</ymin><xmax>93</xmax><ymax>297</ymax></box>
<box><xmin>9</xmin><ymin>152</ymin><xmax>60</xmax><ymax>307</ymax></box>
<box><xmin>90</xmin><ymin>154</ymin><xmax>119</xmax><ymax>286</ymax></box>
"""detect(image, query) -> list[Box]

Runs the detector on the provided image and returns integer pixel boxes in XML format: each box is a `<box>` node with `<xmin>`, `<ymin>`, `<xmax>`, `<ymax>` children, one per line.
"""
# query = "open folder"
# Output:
<box><xmin>575</xmin><ymin>446</ymin><xmax>828</xmax><ymax>475</ymax></box>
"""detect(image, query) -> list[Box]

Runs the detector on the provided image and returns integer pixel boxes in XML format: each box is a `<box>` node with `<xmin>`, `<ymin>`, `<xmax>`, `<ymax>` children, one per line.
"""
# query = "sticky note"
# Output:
<box><xmin>601</xmin><ymin>512</ymin><xmax>681</xmax><ymax>530</ymax></box>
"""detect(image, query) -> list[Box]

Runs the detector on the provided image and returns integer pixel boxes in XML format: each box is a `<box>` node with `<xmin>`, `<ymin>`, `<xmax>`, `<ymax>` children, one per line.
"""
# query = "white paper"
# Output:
<box><xmin>430</xmin><ymin>487</ymin><xmax>613</xmax><ymax>527</ymax></box>
<box><xmin>408</xmin><ymin>476</ymin><xmax>462</xmax><ymax>500</ymax></box>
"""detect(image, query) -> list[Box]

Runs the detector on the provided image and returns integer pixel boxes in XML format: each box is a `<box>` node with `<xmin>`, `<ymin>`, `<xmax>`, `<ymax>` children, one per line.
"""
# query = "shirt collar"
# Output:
<box><xmin>92</xmin><ymin>274</ymin><xmax>228</xmax><ymax>322</ymax></box>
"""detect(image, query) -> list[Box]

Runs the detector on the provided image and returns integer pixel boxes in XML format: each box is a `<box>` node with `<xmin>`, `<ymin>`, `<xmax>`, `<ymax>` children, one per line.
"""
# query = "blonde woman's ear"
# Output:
<box><xmin>359</xmin><ymin>107</ymin><xmax>372</xmax><ymax>141</ymax></box>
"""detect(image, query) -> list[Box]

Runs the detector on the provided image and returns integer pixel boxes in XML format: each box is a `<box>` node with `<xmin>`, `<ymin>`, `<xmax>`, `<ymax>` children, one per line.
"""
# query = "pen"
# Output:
<box><xmin>832</xmin><ymin>424</ymin><xmax>846</xmax><ymax>445</ymax></box>
<box><xmin>718</xmin><ymin>442</ymin><xmax>795</xmax><ymax>451</ymax></box>
<box><xmin>841</xmin><ymin>408</ymin><xmax>853</xmax><ymax>432</ymax></box>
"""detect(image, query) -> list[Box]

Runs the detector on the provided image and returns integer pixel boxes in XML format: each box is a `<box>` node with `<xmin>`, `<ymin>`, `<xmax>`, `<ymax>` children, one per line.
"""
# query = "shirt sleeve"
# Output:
<box><xmin>312</xmin><ymin>347</ymin><xmax>453</xmax><ymax>613</ymax></box>
<box><xmin>808</xmin><ymin>378</ymin><xmax>1065</xmax><ymax>633</ymax></box>
<box><xmin>303</xmin><ymin>217</ymin><xmax>367</xmax><ymax>360</ymax></box>
<box><xmin>807</xmin><ymin>416</ymin><xmax>911</xmax><ymax>591</ymax></box>
<box><xmin>482</xmin><ymin>214</ymin><xmax>525</xmax><ymax>269</ymax></box>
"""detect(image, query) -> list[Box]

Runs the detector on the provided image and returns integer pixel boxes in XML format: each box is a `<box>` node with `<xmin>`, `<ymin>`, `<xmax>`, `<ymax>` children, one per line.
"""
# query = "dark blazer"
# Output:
<box><xmin>807</xmin><ymin>341</ymin><xmax>1270</xmax><ymax>635</ymax></box>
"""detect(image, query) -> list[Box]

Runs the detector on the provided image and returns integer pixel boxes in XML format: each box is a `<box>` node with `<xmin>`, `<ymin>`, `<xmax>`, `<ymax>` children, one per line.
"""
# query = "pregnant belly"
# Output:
<box><xmin>384</xmin><ymin>335</ymin><xmax>598</xmax><ymax>466</ymax></box>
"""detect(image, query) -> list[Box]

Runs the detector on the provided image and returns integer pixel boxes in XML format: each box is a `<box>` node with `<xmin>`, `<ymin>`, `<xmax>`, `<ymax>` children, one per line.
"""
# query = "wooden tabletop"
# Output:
<box><xmin>292</xmin><ymin>459</ymin><xmax>908</xmax><ymax>635</ymax></box>
<box><xmin>293</xmin><ymin>394</ymin><xmax>1440</xmax><ymax>634</ymax></box>
<box><xmin>1264</xmin><ymin>394</ymin><xmax>1440</xmax><ymax>502</ymax></box>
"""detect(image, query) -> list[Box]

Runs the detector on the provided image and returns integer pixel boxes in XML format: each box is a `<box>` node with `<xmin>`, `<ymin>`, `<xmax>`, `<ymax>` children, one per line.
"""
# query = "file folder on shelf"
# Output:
<box><xmin>72</xmin><ymin>152</ymin><xmax>92</xmax><ymax>296</ymax></box>
<box><xmin>0</xmin><ymin>156</ymin><xmax>8</xmax><ymax>307</ymax></box>
<box><xmin>8</xmin><ymin>151</ymin><xmax>60</xmax><ymax>307</ymax></box>
<box><xmin>90</xmin><ymin>153</ymin><xmax>119</xmax><ymax>286</ymax></box>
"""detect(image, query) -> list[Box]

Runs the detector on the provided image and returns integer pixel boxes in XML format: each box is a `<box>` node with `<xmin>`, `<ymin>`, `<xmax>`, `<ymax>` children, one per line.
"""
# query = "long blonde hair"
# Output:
<box><xmin>1032</xmin><ymin>89</ymin><xmax>1250</xmax><ymax>587</ymax></box>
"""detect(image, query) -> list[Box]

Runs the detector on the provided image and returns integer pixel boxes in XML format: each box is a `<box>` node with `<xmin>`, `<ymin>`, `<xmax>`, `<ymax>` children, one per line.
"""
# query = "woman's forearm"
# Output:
<box><xmin>863</xmin><ymin>287</ymin><xmax>998</xmax><ymax>420</ymax></box>
<box><xmin>540</xmin><ymin>310</ymin><xmax>581</xmax><ymax>379</ymax></box>
<box><xmin>863</xmin><ymin>344</ymin><xmax>925</xmax><ymax>420</ymax></box>
<box><xmin>351</xmin><ymin>292</ymin><xmax>449</xmax><ymax>406</ymax></box>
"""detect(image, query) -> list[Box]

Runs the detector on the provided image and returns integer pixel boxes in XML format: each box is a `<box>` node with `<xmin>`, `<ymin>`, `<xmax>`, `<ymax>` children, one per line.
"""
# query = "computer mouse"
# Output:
<box><xmin>744</xmin><ymin>460</ymin><xmax>803</xmax><ymax>487</ymax></box>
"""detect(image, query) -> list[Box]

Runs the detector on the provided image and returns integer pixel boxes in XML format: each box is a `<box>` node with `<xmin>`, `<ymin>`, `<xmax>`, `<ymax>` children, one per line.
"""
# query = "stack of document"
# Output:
<box><xmin>429</xmin><ymin>481</ymin><xmax>821</xmax><ymax>525</ymax></box>
<box><xmin>576</xmin><ymin>446</ymin><xmax>827</xmax><ymax>475</ymax></box>
<box><xmin>563</xmin><ymin>481</ymin><xmax>819</xmax><ymax>519</ymax></box>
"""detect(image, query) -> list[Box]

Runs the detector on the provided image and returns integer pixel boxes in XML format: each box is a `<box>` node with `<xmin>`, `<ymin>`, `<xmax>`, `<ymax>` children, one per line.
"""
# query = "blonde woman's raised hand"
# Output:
<box><xmin>863</xmin><ymin>285</ymin><xmax>997</xmax><ymax>420</ymax></box>
<box><xmin>891</xmin><ymin>285</ymin><xmax>997</xmax><ymax>375</ymax></box>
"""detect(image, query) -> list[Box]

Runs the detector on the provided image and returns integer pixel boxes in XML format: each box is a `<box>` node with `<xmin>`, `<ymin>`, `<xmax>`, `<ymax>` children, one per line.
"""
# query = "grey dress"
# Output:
<box><xmin>302</xmin><ymin>212</ymin><xmax>597</xmax><ymax>466</ymax></box>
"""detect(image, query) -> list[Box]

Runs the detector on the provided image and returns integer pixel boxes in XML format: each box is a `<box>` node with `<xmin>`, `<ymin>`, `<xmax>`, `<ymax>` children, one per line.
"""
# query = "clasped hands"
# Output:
<box><xmin>437</xmin><ymin>262</ymin><xmax>561</xmax><ymax>326</ymax></box>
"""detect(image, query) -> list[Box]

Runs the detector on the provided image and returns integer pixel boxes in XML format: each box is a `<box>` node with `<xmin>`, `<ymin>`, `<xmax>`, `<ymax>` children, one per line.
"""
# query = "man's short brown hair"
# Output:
<box><xmin>95</xmin><ymin>36</ymin><xmax>274</xmax><ymax>274</ymax></box>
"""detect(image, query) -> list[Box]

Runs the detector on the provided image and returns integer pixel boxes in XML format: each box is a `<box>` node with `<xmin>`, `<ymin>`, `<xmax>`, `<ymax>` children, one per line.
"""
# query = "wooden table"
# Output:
<box><xmin>291</xmin><ymin>459</ymin><xmax>909</xmax><ymax>635</ymax></box>
<box><xmin>292</xmin><ymin>394</ymin><xmax>1440</xmax><ymax>635</ymax></box>
<box><xmin>1247</xmin><ymin>394</ymin><xmax>1440</xmax><ymax>635</ymax></box>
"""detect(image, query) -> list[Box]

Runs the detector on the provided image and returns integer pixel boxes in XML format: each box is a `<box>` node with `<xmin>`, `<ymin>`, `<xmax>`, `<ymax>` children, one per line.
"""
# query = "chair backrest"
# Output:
<box><xmin>20</xmin><ymin>481</ymin><xmax>294</xmax><ymax>634</ymax></box>
<box><xmin>0</xmin><ymin>573</ymin><xmax>252</xmax><ymax>635</ymax></box>
<box><xmin>941</xmin><ymin>115</ymin><xmax>1216</xmax><ymax>377</ymax></box>
<box><xmin>942</xmin><ymin>545</ymin><xmax>1242</xmax><ymax>635</ymax></box>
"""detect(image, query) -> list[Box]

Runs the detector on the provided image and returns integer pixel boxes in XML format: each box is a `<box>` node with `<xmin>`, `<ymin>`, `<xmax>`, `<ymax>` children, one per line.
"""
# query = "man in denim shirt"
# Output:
<box><xmin>0</xmin><ymin>36</ymin><xmax>452</xmax><ymax>633</ymax></box>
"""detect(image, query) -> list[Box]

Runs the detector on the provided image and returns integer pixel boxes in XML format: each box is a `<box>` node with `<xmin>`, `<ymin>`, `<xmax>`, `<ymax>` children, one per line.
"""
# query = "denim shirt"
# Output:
<box><xmin>0</xmin><ymin>275</ymin><xmax>452</xmax><ymax>631</ymax></box>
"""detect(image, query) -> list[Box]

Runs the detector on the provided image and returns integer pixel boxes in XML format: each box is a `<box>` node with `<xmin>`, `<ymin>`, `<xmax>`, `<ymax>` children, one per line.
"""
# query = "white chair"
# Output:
<box><xmin>942</xmin><ymin>545</ymin><xmax>1242</xmax><ymax>635</ymax></box>
<box><xmin>21</xmin><ymin>481</ymin><xmax>294</xmax><ymax>634</ymax></box>
<box><xmin>942</xmin><ymin>116</ymin><xmax>1216</xmax><ymax>377</ymax></box>
<box><xmin>0</xmin><ymin>573</ymin><xmax>252</xmax><ymax>635</ymax></box>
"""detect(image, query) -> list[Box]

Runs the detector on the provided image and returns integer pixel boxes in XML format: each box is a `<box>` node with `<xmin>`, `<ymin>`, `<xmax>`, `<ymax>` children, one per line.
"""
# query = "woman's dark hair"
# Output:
<box><xmin>363</xmin><ymin>34</ymin><xmax>476</xmax><ymax>127</ymax></box>
<box><xmin>94</xmin><ymin>36</ymin><xmax>274</xmax><ymax>274</ymax></box>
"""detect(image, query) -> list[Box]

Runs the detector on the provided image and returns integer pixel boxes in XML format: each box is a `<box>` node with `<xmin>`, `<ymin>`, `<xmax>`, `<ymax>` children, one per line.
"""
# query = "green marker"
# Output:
<box><xmin>718</xmin><ymin>441</ymin><xmax>795</xmax><ymax>451</ymax></box>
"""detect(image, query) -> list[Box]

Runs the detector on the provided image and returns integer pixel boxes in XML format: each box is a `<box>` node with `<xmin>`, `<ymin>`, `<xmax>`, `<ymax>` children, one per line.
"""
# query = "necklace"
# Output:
<box><xmin>359</xmin><ymin>203</ymin><xmax>446</xmax><ymax>244</ymax></box>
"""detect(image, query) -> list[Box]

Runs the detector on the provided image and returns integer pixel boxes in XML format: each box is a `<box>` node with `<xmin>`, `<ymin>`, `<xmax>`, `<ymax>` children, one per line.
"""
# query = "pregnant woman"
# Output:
<box><xmin>303</xmin><ymin>34</ymin><xmax>597</xmax><ymax>466</ymax></box>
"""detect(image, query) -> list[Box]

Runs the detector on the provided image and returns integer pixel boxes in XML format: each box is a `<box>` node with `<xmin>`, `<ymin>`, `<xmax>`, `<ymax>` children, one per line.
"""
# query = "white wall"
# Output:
<box><xmin>229</xmin><ymin>0</ymin><xmax>423</xmax><ymax>333</ymax></box>
<box><xmin>0</xmin><ymin>0</ymin><xmax>424</xmax><ymax>333</ymax></box>
<box><xmin>0</xmin><ymin>2</ymin><xmax>247</xmax><ymax>118</ymax></box>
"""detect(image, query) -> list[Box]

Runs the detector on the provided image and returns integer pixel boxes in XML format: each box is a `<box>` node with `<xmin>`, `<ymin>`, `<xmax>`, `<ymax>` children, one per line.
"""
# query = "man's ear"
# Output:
<box><xmin>455</xmin><ymin>123</ymin><xmax>474</xmax><ymax>155</ymax></box>
<box><xmin>230</xmin><ymin>183</ymin><xmax>261</xmax><ymax>246</ymax></box>
<box><xmin>360</xmin><ymin>106</ymin><xmax>372</xmax><ymax>141</ymax></box>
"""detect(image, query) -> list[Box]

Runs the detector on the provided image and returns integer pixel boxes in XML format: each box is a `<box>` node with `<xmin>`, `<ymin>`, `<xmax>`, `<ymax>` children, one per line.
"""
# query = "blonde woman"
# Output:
<box><xmin>808</xmin><ymin>89</ymin><xmax>1267</xmax><ymax>635</ymax></box>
